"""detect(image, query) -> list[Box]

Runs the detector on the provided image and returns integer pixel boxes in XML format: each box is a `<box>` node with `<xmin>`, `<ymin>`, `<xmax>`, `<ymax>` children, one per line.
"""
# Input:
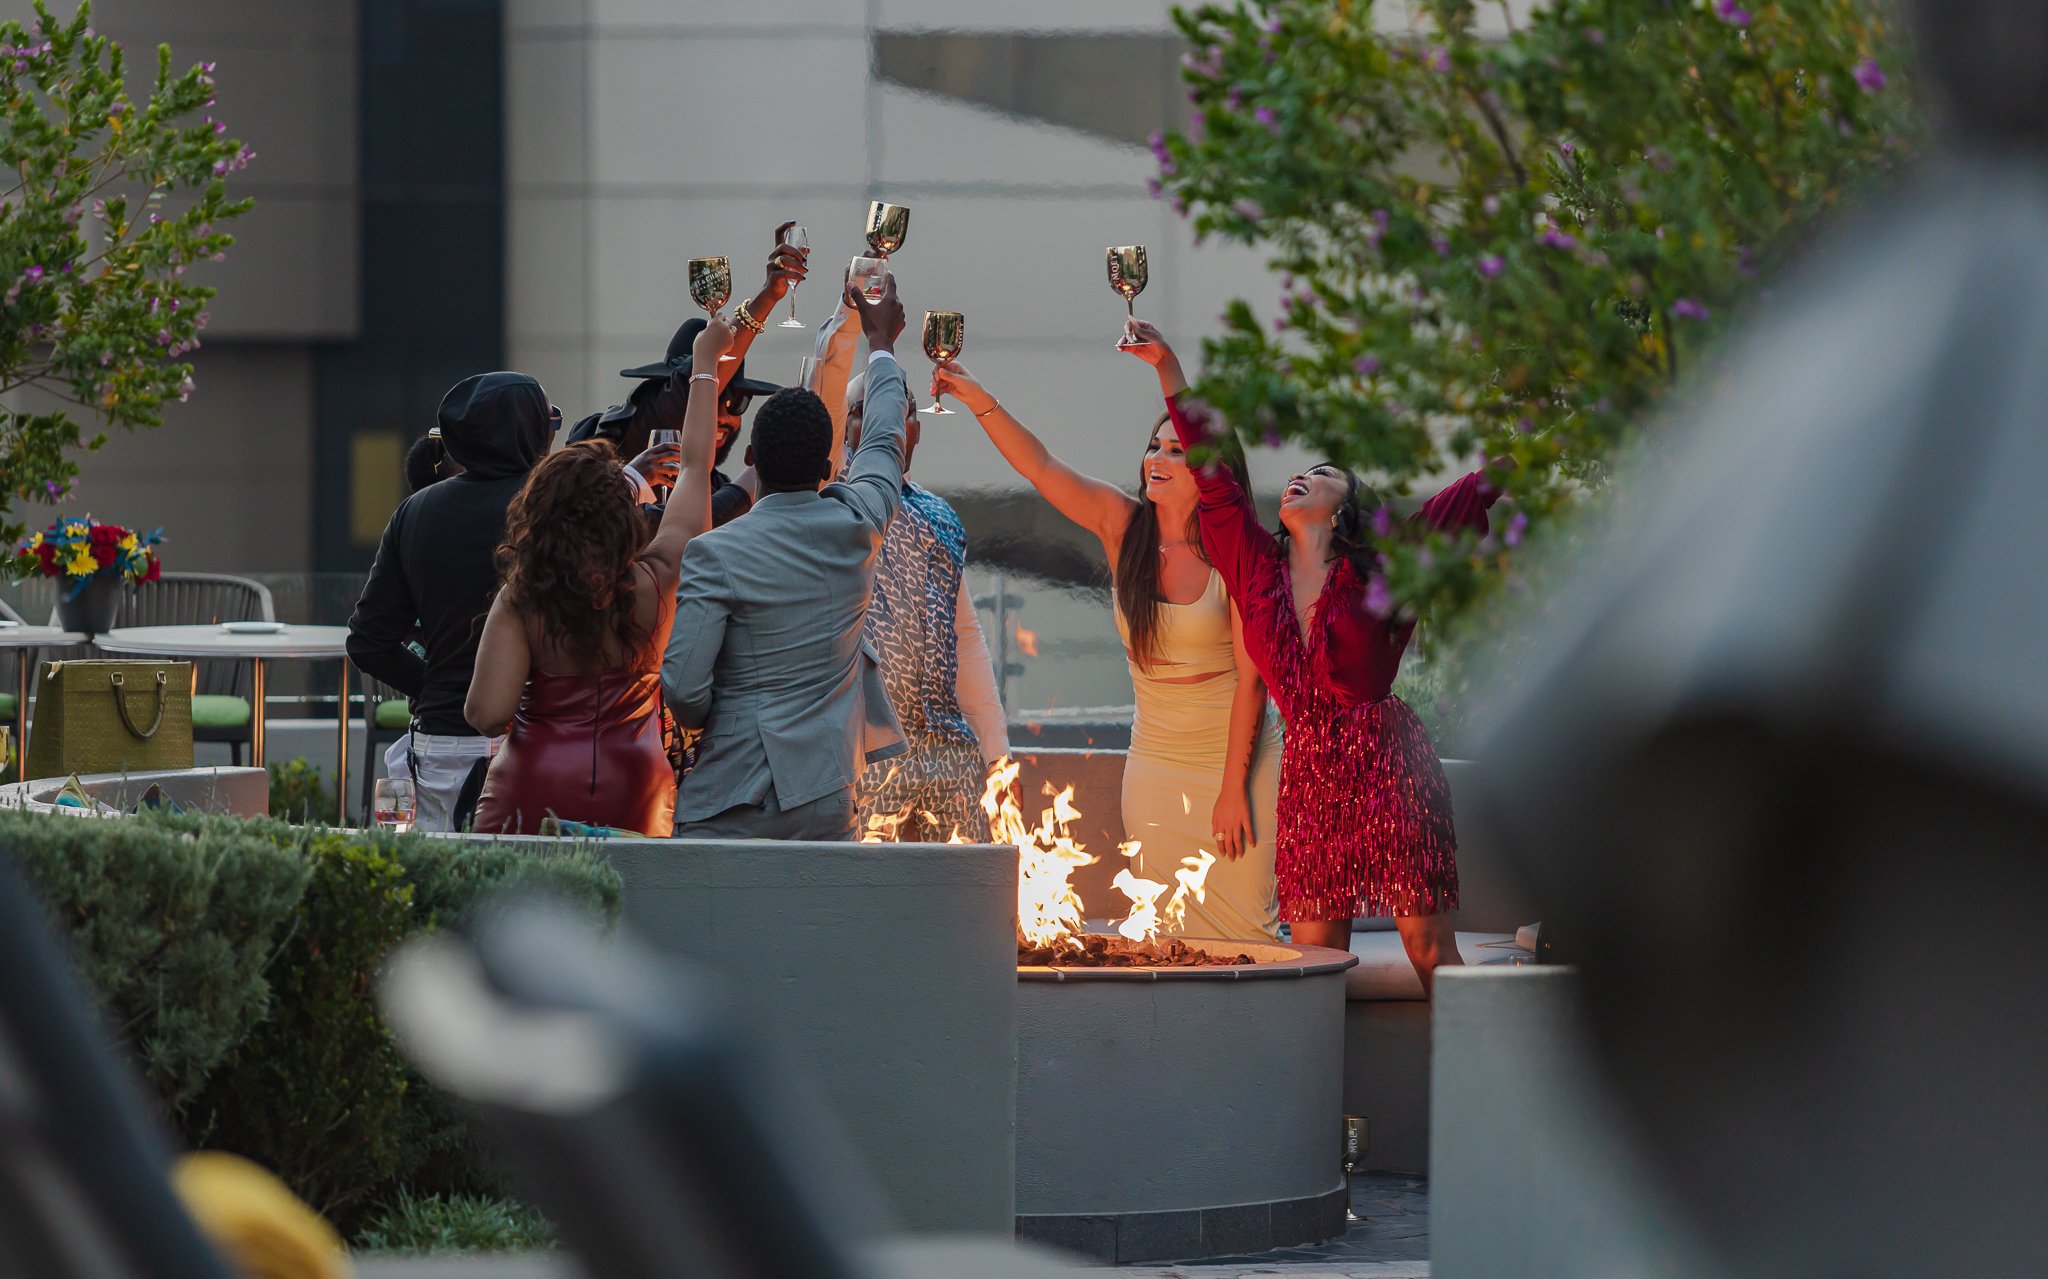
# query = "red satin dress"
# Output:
<box><xmin>473</xmin><ymin>568</ymin><xmax>677</xmax><ymax>837</ymax></box>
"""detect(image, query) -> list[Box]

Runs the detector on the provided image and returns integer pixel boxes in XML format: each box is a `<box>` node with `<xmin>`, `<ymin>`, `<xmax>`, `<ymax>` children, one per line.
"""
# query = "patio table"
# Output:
<box><xmin>0</xmin><ymin>624</ymin><xmax>87</xmax><ymax>762</ymax></box>
<box><xmin>94</xmin><ymin>625</ymin><xmax>352</xmax><ymax>825</ymax></box>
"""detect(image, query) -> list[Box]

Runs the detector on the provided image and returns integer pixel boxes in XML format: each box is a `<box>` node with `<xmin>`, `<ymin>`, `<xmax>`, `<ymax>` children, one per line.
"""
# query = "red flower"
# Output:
<box><xmin>91</xmin><ymin>544</ymin><xmax>116</xmax><ymax>568</ymax></box>
<box><xmin>143</xmin><ymin>558</ymin><xmax>161</xmax><ymax>583</ymax></box>
<box><xmin>36</xmin><ymin>543</ymin><xmax>56</xmax><ymax>574</ymax></box>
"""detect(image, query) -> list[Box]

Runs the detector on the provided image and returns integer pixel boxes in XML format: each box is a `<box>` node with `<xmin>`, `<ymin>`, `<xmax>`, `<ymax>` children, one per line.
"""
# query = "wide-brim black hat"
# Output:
<box><xmin>620</xmin><ymin>318</ymin><xmax>781</xmax><ymax>396</ymax></box>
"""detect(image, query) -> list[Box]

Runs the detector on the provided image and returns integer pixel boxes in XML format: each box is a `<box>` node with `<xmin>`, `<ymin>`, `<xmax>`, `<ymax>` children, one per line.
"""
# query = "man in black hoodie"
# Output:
<box><xmin>347</xmin><ymin>371</ymin><xmax>556</xmax><ymax>831</ymax></box>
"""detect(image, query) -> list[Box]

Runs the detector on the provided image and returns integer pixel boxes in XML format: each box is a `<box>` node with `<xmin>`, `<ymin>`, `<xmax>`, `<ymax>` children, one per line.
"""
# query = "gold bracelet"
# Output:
<box><xmin>732</xmin><ymin>299</ymin><xmax>767</xmax><ymax>334</ymax></box>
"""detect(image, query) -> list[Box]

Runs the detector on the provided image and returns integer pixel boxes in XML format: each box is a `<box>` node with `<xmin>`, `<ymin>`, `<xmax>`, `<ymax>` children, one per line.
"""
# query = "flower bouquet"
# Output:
<box><xmin>11</xmin><ymin>518</ymin><xmax>164</xmax><ymax>637</ymax></box>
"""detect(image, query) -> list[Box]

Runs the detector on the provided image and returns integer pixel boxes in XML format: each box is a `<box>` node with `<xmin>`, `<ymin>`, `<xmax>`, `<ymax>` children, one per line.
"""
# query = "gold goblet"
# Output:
<box><xmin>1108</xmin><ymin>245</ymin><xmax>1149</xmax><ymax>347</ymax></box>
<box><xmin>686</xmin><ymin>256</ymin><xmax>737</xmax><ymax>362</ymax></box>
<box><xmin>866</xmin><ymin>201</ymin><xmax>910</xmax><ymax>257</ymax></box>
<box><xmin>922</xmin><ymin>311</ymin><xmax>964</xmax><ymax>416</ymax></box>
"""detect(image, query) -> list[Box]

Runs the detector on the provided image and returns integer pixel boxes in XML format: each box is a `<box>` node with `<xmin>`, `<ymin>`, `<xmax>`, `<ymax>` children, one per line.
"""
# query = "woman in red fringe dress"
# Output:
<box><xmin>1123</xmin><ymin>321</ymin><xmax>1501</xmax><ymax>994</ymax></box>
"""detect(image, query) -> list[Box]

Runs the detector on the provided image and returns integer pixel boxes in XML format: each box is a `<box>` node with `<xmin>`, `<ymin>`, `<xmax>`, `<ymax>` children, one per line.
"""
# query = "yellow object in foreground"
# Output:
<box><xmin>171</xmin><ymin>1152</ymin><xmax>354</xmax><ymax>1279</ymax></box>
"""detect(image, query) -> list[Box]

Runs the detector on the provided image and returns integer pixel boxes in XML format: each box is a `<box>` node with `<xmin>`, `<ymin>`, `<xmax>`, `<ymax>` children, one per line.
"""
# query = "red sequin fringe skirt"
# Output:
<box><xmin>1273</xmin><ymin>694</ymin><xmax>1459</xmax><ymax>922</ymax></box>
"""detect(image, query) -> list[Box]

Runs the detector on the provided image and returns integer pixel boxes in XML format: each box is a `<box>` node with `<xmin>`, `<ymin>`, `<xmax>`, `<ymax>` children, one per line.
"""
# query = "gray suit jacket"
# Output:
<box><xmin>663</xmin><ymin>352</ymin><xmax>911</xmax><ymax>822</ymax></box>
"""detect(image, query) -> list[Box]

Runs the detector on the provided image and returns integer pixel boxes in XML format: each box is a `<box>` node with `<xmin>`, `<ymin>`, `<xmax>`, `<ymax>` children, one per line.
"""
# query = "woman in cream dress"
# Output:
<box><xmin>932</xmin><ymin>362</ymin><xmax>1281</xmax><ymax>941</ymax></box>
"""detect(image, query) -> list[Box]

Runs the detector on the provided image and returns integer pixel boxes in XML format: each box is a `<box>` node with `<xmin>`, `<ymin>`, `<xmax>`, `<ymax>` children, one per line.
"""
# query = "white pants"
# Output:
<box><xmin>385</xmin><ymin>731</ymin><xmax>502</xmax><ymax>833</ymax></box>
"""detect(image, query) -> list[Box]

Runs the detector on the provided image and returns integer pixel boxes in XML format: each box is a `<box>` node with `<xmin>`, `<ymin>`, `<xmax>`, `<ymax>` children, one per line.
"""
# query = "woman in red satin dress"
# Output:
<box><xmin>1123</xmin><ymin>321</ymin><xmax>1502</xmax><ymax>995</ymax></box>
<box><xmin>466</xmin><ymin>318</ymin><xmax>734</xmax><ymax>836</ymax></box>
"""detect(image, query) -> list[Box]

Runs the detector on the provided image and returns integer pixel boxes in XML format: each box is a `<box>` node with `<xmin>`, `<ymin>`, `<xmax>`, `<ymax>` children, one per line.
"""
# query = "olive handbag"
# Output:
<box><xmin>26</xmin><ymin>659</ymin><xmax>195</xmax><ymax>781</ymax></box>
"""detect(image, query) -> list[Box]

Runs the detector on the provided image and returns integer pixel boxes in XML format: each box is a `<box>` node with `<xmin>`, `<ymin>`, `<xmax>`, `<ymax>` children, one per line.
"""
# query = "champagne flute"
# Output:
<box><xmin>778</xmin><ymin>225</ymin><xmax>810</xmax><ymax>328</ymax></box>
<box><xmin>687</xmin><ymin>255</ymin><xmax>738</xmax><ymax>362</ymax></box>
<box><xmin>647</xmin><ymin>427</ymin><xmax>682</xmax><ymax>502</ymax></box>
<box><xmin>1108</xmin><ymin>245</ymin><xmax>1149</xmax><ymax>347</ymax></box>
<box><xmin>921</xmin><ymin>311</ymin><xmax>964</xmax><ymax>415</ymax></box>
<box><xmin>797</xmin><ymin>354</ymin><xmax>816</xmax><ymax>390</ymax></box>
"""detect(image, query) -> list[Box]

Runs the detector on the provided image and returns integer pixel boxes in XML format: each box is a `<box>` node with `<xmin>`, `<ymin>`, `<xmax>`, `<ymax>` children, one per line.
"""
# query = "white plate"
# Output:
<box><xmin>220</xmin><ymin>621</ymin><xmax>287</xmax><ymax>635</ymax></box>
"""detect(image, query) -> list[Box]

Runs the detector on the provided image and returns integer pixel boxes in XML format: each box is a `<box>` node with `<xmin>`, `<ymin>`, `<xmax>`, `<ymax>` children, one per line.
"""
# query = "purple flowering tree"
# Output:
<box><xmin>0</xmin><ymin>1</ymin><xmax>251</xmax><ymax>547</ymax></box>
<box><xmin>1156</xmin><ymin>0</ymin><xmax>1918</xmax><ymax>689</ymax></box>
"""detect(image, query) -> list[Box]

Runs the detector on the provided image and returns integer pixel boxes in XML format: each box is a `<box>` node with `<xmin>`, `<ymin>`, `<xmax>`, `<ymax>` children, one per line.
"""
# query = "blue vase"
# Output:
<box><xmin>57</xmin><ymin>572</ymin><xmax>123</xmax><ymax>638</ymax></box>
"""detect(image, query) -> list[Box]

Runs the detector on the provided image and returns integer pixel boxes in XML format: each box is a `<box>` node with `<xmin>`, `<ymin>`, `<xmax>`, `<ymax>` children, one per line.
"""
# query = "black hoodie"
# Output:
<box><xmin>346</xmin><ymin>372</ymin><xmax>553</xmax><ymax>736</ymax></box>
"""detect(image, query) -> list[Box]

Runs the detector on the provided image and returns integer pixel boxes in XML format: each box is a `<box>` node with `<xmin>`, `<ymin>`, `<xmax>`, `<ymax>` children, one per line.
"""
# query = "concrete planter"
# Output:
<box><xmin>453</xmin><ymin>834</ymin><xmax>1021</xmax><ymax>1239</ymax></box>
<box><xmin>0</xmin><ymin>766</ymin><xmax>269</xmax><ymax>817</ymax></box>
<box><xmin>1015</xmin><ymin>940</ymin><xmax>1358</xmax><ymax>1264</ymax></box>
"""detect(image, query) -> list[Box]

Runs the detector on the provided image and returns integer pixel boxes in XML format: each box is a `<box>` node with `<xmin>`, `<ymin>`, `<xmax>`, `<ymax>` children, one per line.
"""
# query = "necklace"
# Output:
<box><xmin>1159</xmin><ymin>540</ymin><xmax>1192</xmax><ymax>555</ymax></box>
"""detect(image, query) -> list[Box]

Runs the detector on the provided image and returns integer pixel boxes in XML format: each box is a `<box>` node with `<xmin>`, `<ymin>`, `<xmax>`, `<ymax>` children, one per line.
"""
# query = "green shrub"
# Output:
<box><xmin>375</xmin><ymin>835</ymin><xmax>623</xmax><ymax>1201</ymax></box>
<box><xmin>0</xmin><ymin>809</ymin><xmax>308</xmax><ymax>1111</ymax></box>
<box><xmin>4</xmin><ymin>809</ymin><xmax>624</xmax><ymax>1229</ymax></box>
<box><xmin>355</xmin><ymin>1190</ymin><xmax>557</xmax><ymax>1255</ymax></box>
<box><xmin>186</xmin><ymin>830</ymin><xmax>414</xmax><ymax>1227</ymax></box>
<box><xmin>268</xmin><ymin>757</ymin><xmax>333</xmax><ymax>824</ymax></box>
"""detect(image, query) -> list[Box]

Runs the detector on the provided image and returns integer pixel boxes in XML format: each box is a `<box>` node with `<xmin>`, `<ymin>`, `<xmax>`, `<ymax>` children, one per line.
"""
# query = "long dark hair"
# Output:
<box><xmin>1276</xmin><ymin>465</ymin><xmax>1384</xmax><ymax>580</ymax></box>
<box><xmin>1114</xmin><ymin>412</ymin><xmax>1252</xmax><ymax>670</ymax></box>
<box><xmin>495</xmin><ymin>440</ymin><xmax>648</xmax><ymax>669</ymax></box>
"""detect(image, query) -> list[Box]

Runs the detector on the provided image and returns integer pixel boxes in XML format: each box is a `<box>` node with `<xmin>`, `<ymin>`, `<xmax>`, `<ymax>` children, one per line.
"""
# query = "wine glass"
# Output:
<box><xmin>797</xmin><ymin>354</ymin><xmax>816</xmax><ymax>389</ymax></box>
<box><xmin>687</xmin><ymin>255</ymin><xmax>738</xmax><ymax>362</ymax></box>
<box><xmin>849</xmin><ymin>254</ymin><xmax>887</xmax><ymax>302</ymax></box>
<box><xmin>647</xmin><ymin>427</ymin><xmax>682</xmax><ymax>502</ymax></box>
<box><xmin>921</xmin><ymin>311</ymin><xmax>964</xmax><ymax>415</ymax></box>
<box><xmin>778</xmin><ymin>226</ymin><xmax>810</xmax><ymax>328</ymax></box>
<box><xmin>1108</xmin><ymin>245</ymin><xmax>1149</xmax><ymax>346</ymax></box>
<box><xmin>373</xmin><ymin>777</ymin><xmax>416</xmax><ymax>834</ymax></box>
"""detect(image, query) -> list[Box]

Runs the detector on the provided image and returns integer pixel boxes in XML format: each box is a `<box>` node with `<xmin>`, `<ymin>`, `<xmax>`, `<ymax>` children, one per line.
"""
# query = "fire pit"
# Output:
<box><xmin>975</xmin><ymin>762</ymin><xmax>1359</xmax><ymax>1265</ymax></box>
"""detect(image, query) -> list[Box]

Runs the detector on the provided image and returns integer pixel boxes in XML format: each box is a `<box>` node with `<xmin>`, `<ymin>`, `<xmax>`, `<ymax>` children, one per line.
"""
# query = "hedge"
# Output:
<box><xmin>1</xmin><ymin>810</ymin><xmax>620</xmax><ymax>1230</ymax></box>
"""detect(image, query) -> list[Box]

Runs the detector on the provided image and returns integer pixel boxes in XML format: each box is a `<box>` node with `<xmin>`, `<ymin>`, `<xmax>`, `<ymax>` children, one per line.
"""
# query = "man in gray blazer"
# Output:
<box><xmin>662</xmin><ymin>275</ymin><xmax>911</xmax><ymax>839</ymax></box>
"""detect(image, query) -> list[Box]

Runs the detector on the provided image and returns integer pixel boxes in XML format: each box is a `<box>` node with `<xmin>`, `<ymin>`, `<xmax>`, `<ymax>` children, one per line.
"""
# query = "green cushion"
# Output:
<box><xmin>373</xmin><ymin>698</ymin><xmax>412</xmax><ymax>731</ymax></box>
<box><xmin>0</xmin><ymin>693</ymin><xmax>14</xmax><ymax>720</ymax></box>
<box><xmin>192</xmin><ymin>694</ymin><xmax>253</xmax><ymax>730</ymax></box>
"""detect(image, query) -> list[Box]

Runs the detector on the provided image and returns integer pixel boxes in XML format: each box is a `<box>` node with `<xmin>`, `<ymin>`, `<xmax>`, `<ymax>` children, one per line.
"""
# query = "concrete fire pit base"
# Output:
<box><xmin>1015</xmin><ymin>939</ymin><xmax>1358</xmax><ymax>1264</ymax></box>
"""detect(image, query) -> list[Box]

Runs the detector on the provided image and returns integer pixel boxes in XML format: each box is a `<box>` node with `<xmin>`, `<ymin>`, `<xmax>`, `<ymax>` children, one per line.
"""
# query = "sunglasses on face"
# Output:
<box><xmin>548</xmin><ymin>404</ymin><xmax>563</xmax><ymax>432</ymax></box>
<box><xmin>720</xmin><ymin>390</ymin><xmax>752</xmax><ymax>418</ymax></box>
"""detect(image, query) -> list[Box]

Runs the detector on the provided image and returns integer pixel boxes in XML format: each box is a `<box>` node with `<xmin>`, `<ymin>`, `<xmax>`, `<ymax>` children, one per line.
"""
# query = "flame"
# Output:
<box><xmin>1013</xmin><ymin>623</ymin><xmax>1040</xmax><ymax>657</ymax></box>
<box><xmin>975</xmin><ymin>757</ymin><xmax>1219</xmax><ymax>954</ymax></box>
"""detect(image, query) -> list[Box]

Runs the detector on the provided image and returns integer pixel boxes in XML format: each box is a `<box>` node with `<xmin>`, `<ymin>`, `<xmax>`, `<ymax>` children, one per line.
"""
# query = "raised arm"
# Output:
<box><xmin>720</xmin><ymin>221</ymin><xmax>808</xmax><ymax>376</ymax></box>
<box><xmin>809</xmin><ymin>276</ymin><xmax>861</xmax><ymax>477</ymax></box>
<box><xmin>953</xmin><ymin>576</ymin><xmax>1010</xmax><ymax>766</ymax></box>
<box><xmin>640</xmin><ymin>317</ymin><xmax>733</xmax><ymax>584</ymax></box>
<box><xmin>832</xmin><ymin>273</ymin><xmax>911</xmax><ymax>533</ymax></box>
<box><xmin>1121</xmin><ymin>320</ymin><xmax>1281</xmax><ymax>600</ymax></box>
<box><xmin>930</xmin><ymin>361</ymin><xmax>1137</xmax><ymax>553</ymax></box>
<box><xmin>1413</xmin><ymin>466</ymin><xmax>1506</xmax><ymax>536</ymax></box>
<box><xmin>464</xmin><ymin>593</ymin><xmax>531</xmax><ymax>738</ymax></box>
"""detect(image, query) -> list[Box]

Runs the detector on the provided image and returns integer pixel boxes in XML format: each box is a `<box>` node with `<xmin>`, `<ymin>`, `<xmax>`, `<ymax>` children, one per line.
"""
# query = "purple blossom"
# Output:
<box><xmin>1671</xmin><ymin>297</ymin><xmax>1710</xmax><ymax>321</ymax></box>
<box><xmin>156</xmin><ymin>329</ymin><xmax>174</xmax><ymax>346</ymax></box>
<box><xmin>1426</xmin><ymin>46</ymin><xmax>1451</xmax><ymax>74</ymax></box>
<box><xmin>1370</xmin><ymin>507</ymin><xmax>1393</xmax><ymax>538</ymax></box>
<box><xmin>1354</xmin><ymin>354</ymin><xmax>1381</xmax><ymax>377</ymax></box>
<box><xmin>1254</xmin><ymin>105</ymin><xmax>1278</xmax><ymax>132</ymax></box>
<box><xmin>1645</xmin><ymin>147</ymin><xmax>1675</xmax><ymax>173</ymax></box>
<box><xmin>1226</xmin><ymin>86</ymin><xmax>1244</xmax><ymax>111</ymax></box>
<box><xmin>1854</xmin><ymin>58</ymin><xmax>1887</xmax><ymax>93</ymax></box>
<box><xmin>1262</xmin><ymin>427</ymin><xmax>1283</xmax><ymax>449</ymax></box>
<box><xmin>1504</xmin><ymin>511</ymin><xmax>1528</xmax><ymax>548</ymax></box>
<box><xmin>1188</xmin><ymin>110</ymin><xmax>1206</xmax><ymax>140</ymax></box>
<box><xmin>1516</xmin><ymin>416</ymin><xmax>1535</xmax><ymax>433</ymax></box>
<box><xmin>1171</xmin><ymin>196</ymin><xmax>1189</xmax><ymax>218</ymax></box>
<box><xmin>1538</xmin><ymin>226</ymin><xmax>1577</xmax><ymax>250</ymax></box>
<box><xmin>1478</xmin><ymin>254</ymin><xmax>1505</xmax><ymax>279</ymax></box>
<box><xmin>98</xmin><ymin>352</ymin><xmax>111</xmax><ymax>366</ymax></box>
<box><xmin>1585</xmin><ymin>27</ymin><xmax>1606</xmax><ymax>45</ymax></box>
<box><xmin>44</xmin><ymin>480</ymin><xmax>62</xmax><ymax>498</ymax></box>
<box><xmin>107</xmin><ymin>101</ymin><xmax>125</xmax><ymax>116</ymax></box>
<box><xmin>1234</xmin><ymin>198</ymin><xmax>1264</xmax><ymax>221</ymax></box>
<box><xmin>1264</xmin><ymin>15</ymin><xmax>1282</xmax><ymax>34</ymax></box>
<box><xmin>1145</xmin><ymin>176</ymin><xmax>1164</xmax><ymax>199</ymax></box>
<box><xmin>22</xmin><ymin>265</ymin><xmax>43</xmax><ymax>284</ymax></box>
<box><xmin>1482</xmin><ymin>194</ymin><xmax>1501</xmax><ymax>217</ymax></box>
<box><xmin>1432</xmin><ymin>237</ymin><xmax>1451</xmax><ymax>257</ymax></box>
<box><xmin>1148</xmin><ymin>131</ymin><xmax>1169</xmax><ymax>164</ymax></box>
<box><xmin>1714</xmin><ymin>0</ymin><xmax>1751</xmax><ymax>25</ymax></box>
<box><xmin>1364</xmin><ymin>575</ymin><xmax>1393</xmax><ymax>619</ymax></box>
<box><xmin>1559</xmin><ymin>139</ymin><xmax>1575</xmax><ymax>156</ymax></box>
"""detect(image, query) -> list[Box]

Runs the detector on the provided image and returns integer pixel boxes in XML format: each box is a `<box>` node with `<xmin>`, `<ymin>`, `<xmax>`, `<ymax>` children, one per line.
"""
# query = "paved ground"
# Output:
<box><xmin>359</xmin><ymin>1176</ymin><xmax>1433</xmax><ymax>1278</ymax></box>
<box><xmin>1114</xmin><ymin>1174</ymin><xmax>1429</xmax><ymax>1278</ymax></box>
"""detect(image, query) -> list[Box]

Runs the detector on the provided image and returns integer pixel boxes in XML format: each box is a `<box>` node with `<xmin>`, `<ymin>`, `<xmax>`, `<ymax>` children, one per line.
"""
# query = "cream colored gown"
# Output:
<box><xmin>1115</xmin><ymin>571</ymin><xmax>1282</xmax><ymax>942</ymax></box>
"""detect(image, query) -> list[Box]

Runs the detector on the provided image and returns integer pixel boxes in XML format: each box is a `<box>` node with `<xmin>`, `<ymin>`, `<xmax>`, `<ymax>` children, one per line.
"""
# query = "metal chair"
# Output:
<box><xmin>27</xmin><ymin>573</ymin><xmax>276</xmax><ymax>765</ymax></box>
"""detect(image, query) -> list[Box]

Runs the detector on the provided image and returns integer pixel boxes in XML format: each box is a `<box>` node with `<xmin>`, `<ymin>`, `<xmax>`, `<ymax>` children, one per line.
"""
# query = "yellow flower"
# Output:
<box><xmin>65</xmin><ymin>546</ymin><xmax>97</xmax><ymax>577</ymax></box>
<box><xmin>26</xmin><ymin>533</ymin><xmax>42</xmax><ymax>551</ymax></box>
<box><xmin>119</xmin><ymin>534</ymin><xmax>138</xmax><ymax>552</ymax></box>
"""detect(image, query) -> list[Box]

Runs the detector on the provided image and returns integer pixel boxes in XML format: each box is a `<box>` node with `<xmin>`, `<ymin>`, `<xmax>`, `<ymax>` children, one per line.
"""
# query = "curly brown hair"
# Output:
<box><xmin>495</xmin><ymin>440</ymin><xmax>650</xmax><ymax>669</ymax></box>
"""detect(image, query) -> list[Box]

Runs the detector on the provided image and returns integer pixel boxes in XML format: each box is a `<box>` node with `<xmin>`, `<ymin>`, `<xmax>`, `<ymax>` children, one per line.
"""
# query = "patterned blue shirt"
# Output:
<box><xmin>865</xmin><ymin>483</ymin><xmax>978</xmax><ymax>755</ymax></box>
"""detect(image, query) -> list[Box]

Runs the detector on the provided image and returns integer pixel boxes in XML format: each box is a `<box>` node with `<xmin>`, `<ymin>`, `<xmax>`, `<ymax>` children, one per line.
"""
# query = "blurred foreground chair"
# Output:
<box><xmin>0</xmin><ymin>856</ymin><xmax>234</xmax><ymax>1279</ymax></box>
<box><xmin>381</xmin><ymin>897</ymin><xmax>1073</xmax><ymax>1279</ymax></box>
